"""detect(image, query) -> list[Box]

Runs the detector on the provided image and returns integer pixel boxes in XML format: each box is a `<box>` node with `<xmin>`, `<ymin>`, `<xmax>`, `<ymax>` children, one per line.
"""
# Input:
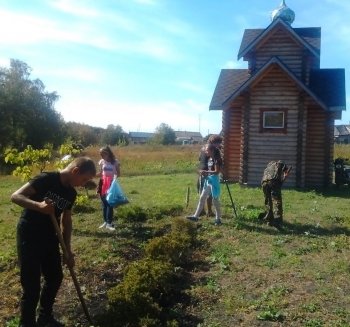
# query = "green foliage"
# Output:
<box><xmin>303</xmin><ymin>319</ymin><xmax>324</xmax><ymax>327</ymax></box>
<box><xmin>5</xmin><ymin>317</ymin><xmax>20</xmax><ymax>327</ymax></box>
<box><xmin>0</xmin><ymin>59</ymin><xmax>64</xmax><ymax>151</ymax></box>
<box><xmin>104</xmin><ymin>218</ymin><xmax>197</xmax><ymax>326</ymax></box>
<box><xmin>73</xmin><ymin>194</ymin><xmax>95</xmax><ymax>213</ymax></box>
<box><xmin>102</xmin><ymin>124</ymin><xmax>129</xmax><ymax>146</ymax></box>
<box><xmin>54</xmin><ymin>138</ymin><xmax>83</xmax><ymax>169</ymax></box>
<box><xmin>117</xmin><ymin>205</ymin><xmax>148</xmax><ymax>223</ymax></box>
<box><xmin>145</xmin><ymin>230</ymin><xmax>193</xmax><ymax>266</ymax></box>
<box><xmin>58</xmin><ymin>138</ymin><xmax>83</xmax><ymax>157</ymax></box>
<box><xmin>116</xmin><ymin>205</ymin><xmax>184</xmax><ymax>223</ymax></box>
<box><xmin>4</xmin><ymin>144</ymin><xmax>53</xmax><ymax>181</ymax></box>
<box><xmin>63</xmin><ymin>121</ymin><xmax>103</xmax><ymax>147</ymax></box>
<box><xmin>106</xmin><ymin>258</ymin><xmax>173</xmax><ymax>325</ymax></box>
<box><xmin>152</xmin><ymin>123</ymin><xmax>176</xmax><ymax>145</ymax></box>
<box><xmin>257</xmin><ymin>307</ymin><xmax>284</xmax><ymax>321</ymax></box>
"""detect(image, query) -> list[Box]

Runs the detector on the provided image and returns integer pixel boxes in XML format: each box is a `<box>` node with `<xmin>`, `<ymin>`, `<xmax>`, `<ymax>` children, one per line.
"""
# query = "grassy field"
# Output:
<box><xmin>1</xmin><ymin>145</ymin><xmax>350</xmax><ymax>327</ymax></box>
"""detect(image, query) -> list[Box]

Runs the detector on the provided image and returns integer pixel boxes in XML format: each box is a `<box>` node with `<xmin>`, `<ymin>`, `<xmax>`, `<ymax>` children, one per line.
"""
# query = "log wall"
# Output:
<box><xmin>255</xmin><ymin>29</ymin><xmax>304</xmax><ymax>79</ymax></box>
<box><xmin>305</xmin><ymin>104</ymin><xmax>334</xmax><ymax>187</ymax></box>
<box><xmin>222</xmin><ymin>107</ymin><xmax>242</xmax><ymax>182</ymax></box>
<box><xmin>247</xmin><ymin>66</ymin><xmax>298</xmax><ymax>186</ymax></box>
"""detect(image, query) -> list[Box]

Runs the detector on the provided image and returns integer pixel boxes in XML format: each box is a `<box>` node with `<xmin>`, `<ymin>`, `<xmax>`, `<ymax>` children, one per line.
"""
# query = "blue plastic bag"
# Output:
<box><xmin>106</xmin><ymin>179</ymin><xmax>129</xmax><ymax>207</ymax></box>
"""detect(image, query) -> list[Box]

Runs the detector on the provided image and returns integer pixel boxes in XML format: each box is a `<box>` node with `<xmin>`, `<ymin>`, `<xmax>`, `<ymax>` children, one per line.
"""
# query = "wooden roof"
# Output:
<box><xmin>210</xmin><ymin>57</ymin><xmax>345</xmax><ymax>116</ymax></box>
<box><xmin>209</xmin><ymin>69</ymin><xmax>250</xmax><ymax>110</ymax></box>
<box><xmin>238</xmin><ymin>18</ymin><xmax>320</xmax><ymax>60</ymax></box>
<box><xmin>309</xmin><ymin>69</ymin><xmax>346</xmax><ymax>112</ymax></box>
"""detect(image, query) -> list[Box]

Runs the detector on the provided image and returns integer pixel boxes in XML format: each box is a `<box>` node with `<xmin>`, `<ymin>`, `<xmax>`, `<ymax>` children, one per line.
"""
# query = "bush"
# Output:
<box><xmin>116</xmin><ymin>205</ymin><xmax>184</xmax><ymax>223</ymax></box>
<box><xmin>117</xmin><ymin>205</ymin><xmax>148</xmax><ymax>223</ymax></box>
<box><xmin>106</xmin><ymin>258</ymin><xmax>174</xmax><ymax>325</ymax></box>
<box><xmin>145</xmin><ymin>219</ymin><xmax>196</xmax><ymax>266</ymax></box>
<box><xmin>103</xmin><ymin>218</ymin><xmax>197</xmax><ymax>326</ymax></box>
<box><xmin>73</xmin><ymin>194</ymin><xmax>95</xmax><ymax>213</ymax></box>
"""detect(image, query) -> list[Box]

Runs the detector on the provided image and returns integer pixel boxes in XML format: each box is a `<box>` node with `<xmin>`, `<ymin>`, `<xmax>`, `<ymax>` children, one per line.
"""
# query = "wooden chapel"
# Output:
<box><xmin>209</xmin><ymin>0</ymin><xmax>346</xmax><ymax>188</ymax></box>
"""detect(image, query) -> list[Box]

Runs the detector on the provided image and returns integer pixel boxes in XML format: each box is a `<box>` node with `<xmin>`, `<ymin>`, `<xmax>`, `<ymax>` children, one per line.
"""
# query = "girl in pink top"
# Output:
<box><xmin>97</xmin><ymin>146</ymin><xmax>120</xmax><ymax>231</ymax></box>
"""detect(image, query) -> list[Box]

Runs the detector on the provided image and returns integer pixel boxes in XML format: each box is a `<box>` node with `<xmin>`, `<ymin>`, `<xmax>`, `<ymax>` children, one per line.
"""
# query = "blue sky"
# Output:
<box><xmin>0</xmin><ymin>0</ymin><xmax>349</xmax><ymax>135</ymax></box>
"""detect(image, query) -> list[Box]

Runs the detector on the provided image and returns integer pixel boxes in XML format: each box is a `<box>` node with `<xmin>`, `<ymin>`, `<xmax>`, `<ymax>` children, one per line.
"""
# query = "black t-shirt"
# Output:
<box><xmin>19</xmin><ymin>172</ymin><xmax>77</xmax><ymax>238</ymax></box>
<box><xmin>208</xmin><ymin>149</ymin><xmax>223</xmax><ymax>173</ymax></box>
<box><xmin>198</xmin><ymin>147</ymin><xmax>209</xmax><ymax>170</ymax></box>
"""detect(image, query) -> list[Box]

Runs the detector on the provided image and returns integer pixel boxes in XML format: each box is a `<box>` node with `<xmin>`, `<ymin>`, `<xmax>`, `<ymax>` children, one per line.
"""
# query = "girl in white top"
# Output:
<box><xmin>97</xmin><ymin>146</ymin><xmax>120</xmax><ymax>231</ymax></box>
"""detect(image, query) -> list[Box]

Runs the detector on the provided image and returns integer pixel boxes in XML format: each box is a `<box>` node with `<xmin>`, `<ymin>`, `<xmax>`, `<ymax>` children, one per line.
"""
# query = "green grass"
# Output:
<box><xmin>1</xmin><ymin>144</ymin><xmax>350</xmax><ymax>326</ymax></box>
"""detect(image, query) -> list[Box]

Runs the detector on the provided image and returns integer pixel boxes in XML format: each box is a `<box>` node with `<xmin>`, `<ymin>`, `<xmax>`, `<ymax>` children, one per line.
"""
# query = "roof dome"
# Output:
<box><xmin>271</xmin><ymin>0</ymin><xmax>295</xmax><ymax>25</ymax></box>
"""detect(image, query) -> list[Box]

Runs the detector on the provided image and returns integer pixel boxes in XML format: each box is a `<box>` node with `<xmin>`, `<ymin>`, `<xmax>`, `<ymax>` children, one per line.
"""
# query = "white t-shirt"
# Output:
<box><xmin>98</xmin><ymin>159</ymin><xmax>120</xmax><ymax>195</ymax></box>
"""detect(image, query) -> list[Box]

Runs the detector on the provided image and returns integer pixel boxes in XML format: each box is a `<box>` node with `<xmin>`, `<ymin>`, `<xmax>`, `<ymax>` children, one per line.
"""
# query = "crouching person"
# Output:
<box><xmin>261</xmin><ymin>160</ymin><xmax>291</xmax><ymax>229</ymax></box>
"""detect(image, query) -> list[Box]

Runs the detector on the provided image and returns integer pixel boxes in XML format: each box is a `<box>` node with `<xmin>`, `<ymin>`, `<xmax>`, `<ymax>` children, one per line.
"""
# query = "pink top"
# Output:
<box><xmin>98</xmin><ymin>159</ymin><xmax>120</xmax><ymax>195</ymax></box>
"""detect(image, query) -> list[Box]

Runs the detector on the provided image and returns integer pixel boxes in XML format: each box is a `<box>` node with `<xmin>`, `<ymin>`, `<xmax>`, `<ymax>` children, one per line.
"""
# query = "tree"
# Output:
<box><xmin>4</xmin><ymin>144</ymin><xmax>53</xmax><ymax>181</ymax></box>
<box><xmin>64</xmin><ymin>122</ymin><xmax>103</xmax><ymax>147</ymax></box>
<box><xmin>0</xmin><ymin>59</ymin><xmax>64</xmax><ymax>152</ymax></box>
<box><xmin>153</xmin><ymin>123</ymin><xmax>176</xmax><ymax>145</ymax></box>
<box><xmin>102</xmin><ymin>124</ymin><xmax>129</xmax><ymax>146</ymax></box>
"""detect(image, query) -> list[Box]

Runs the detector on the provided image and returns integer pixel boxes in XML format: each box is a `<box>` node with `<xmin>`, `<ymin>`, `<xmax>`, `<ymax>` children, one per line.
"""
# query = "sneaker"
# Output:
<box><xmin>106</xmin><ymin>223</ymin><xmax>116</xmax><ymax>231</ymax></box>
<box><xmin>214</xmin><ymin>219</ymin><xmax>222</xmax><ymax>226</ymax></box>
<box><xmin>37</xmin><ymin>316</ymin><xmax>65</xmax><ymax>327</ymax></box>
<box><xmin>98</xmin><ymin>222</ymin><xmax>107</xmax><ymax>229</ymax></box>
<box><xmin>186</xmin><ymin>216</ymin><xmax>199</xmax><ymax>222</ymax></box>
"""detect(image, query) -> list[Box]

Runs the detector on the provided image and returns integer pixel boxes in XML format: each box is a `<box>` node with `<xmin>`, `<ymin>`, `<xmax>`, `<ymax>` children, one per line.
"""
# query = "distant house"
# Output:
<box><xmin>175</xmin><ymin>131</ymin><xmax>203</xmax><ymax>145</ymax></box>
<box><xmin>334</xmin><ymin>125</ymin><xmax>350</xmax><ymax>144</ymax></box>
<box><xmin>128</xmin><ymin>132</ymin><xmax>154</xmax><ymax>144</ymax></box>
<box><xmin>209</xmin><ymin>1</ymin><xmax>346</xmax><ymax>188</ymax></box>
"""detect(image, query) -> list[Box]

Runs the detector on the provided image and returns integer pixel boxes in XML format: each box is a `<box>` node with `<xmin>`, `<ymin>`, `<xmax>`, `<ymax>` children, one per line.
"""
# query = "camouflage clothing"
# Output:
<box><xmin>261</xmin><ymin>161</ymin><xmax>288</xmax><ymax>227</ymax></box>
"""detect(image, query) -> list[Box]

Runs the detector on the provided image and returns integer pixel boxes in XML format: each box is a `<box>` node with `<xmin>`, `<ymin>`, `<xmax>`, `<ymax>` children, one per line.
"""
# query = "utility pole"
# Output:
<box><xmin>198</xmin><ymin>114</ymin><xmax>201</xmax><ymax>134</ymax></box>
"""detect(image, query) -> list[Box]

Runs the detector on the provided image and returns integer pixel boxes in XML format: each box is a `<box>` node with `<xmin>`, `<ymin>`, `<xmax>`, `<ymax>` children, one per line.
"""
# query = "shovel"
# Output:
<box><xmin>49</xmin><ymin>212</ymin><xmax>93</xmax><ymax>325</ymax></box>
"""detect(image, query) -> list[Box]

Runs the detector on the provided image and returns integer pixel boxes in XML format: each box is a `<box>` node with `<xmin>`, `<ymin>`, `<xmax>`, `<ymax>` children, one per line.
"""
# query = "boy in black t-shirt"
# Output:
<box><xmin>11</xmin><ymin>157</ymin><xmax>96</xmax><ymax>327</ymax></box>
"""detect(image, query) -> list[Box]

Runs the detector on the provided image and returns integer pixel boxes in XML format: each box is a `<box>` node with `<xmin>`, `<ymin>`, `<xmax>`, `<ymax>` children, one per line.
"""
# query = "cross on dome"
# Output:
<box><xmin>271</xmin><ymin>0</ymin><xmax>295</xmax><ymax>25</ymax></box>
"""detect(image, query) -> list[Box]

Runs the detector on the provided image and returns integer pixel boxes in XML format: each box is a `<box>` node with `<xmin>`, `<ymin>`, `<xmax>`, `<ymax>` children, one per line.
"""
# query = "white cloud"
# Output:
<box><xmin>55</xmin><ymin>96</ymin><xmax>221</xmax><ymax>134</ymax></box>
<box><xmin>0</xmin><ymin>4</ymin><xmax>188</xmax><ymax>63</ymax></box>
<box><xmin>42</xmin><ymin>67</ymin><xmax>103</xmax><ymax>83</ymax></box>
<box><xmin>49</xmin><ymin>0</ymin><xmax>100</xmax><ymax>17</ymax></box>
<box><xmin>224</xmin><ymin>60</ymin><xmax>247</xmax><ymax>69</ymax></box>
<box><xmin>0</xmin><ymin>57</ymin><xmax>10</xmax><ymax>67</ymax></box>
<box><xmin>177</xmin><ymin>82</ymin><xmax>207</xmax><ymax>94</ymax></box>
<box><xmin>133</xmin><ymin>0</ymin><xmax>157</xmax><ymax>5</ymax></box>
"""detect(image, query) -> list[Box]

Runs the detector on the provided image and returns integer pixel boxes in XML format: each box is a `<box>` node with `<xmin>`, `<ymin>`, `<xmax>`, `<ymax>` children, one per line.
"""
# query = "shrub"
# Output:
<box><xmin>145</xmin><ymin>219</ymin><xmax>196</xmax><ymax>266</ymax></box>
<box><xmin>103</xmin><ymin>217</ymin><xmax>197</xmax><ymax>326</ymax></box>
<box><xmin>117</xmin><ymin>205</ymin><xmax>148</xmax><ymax>223</ymax></box>
<box><xmin>73</xmin><ymin>194</ymin><xmax>95</xmax><ymax>213</ymax></box>
<box><xmin>106</xmin><ymin>258</ymin><xmax>174</xmax><ymax>325</ymax></box>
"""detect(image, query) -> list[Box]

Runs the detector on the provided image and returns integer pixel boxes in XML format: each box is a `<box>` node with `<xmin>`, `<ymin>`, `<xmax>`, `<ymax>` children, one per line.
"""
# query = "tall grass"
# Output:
<box><xmin>83</xmin><ymin>143</ymin><xmax>350</xmax><ymax>177</ymax></box>
<box><xmin>334</xmin><ymin>144</ymin><xmax>350</xmax><ymax>162</ymax></box>
<box><xmin>83</xmin><ymin>144</ymin><xmax>202</xmax><ymax>176</ymax></box>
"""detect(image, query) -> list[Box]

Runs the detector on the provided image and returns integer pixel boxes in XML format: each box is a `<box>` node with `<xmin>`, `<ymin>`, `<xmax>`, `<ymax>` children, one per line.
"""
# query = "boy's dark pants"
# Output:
<box><xmin>17</xmin><ymin>221</ymin><xmax>63</xmax><ymax>325</ymax></box>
